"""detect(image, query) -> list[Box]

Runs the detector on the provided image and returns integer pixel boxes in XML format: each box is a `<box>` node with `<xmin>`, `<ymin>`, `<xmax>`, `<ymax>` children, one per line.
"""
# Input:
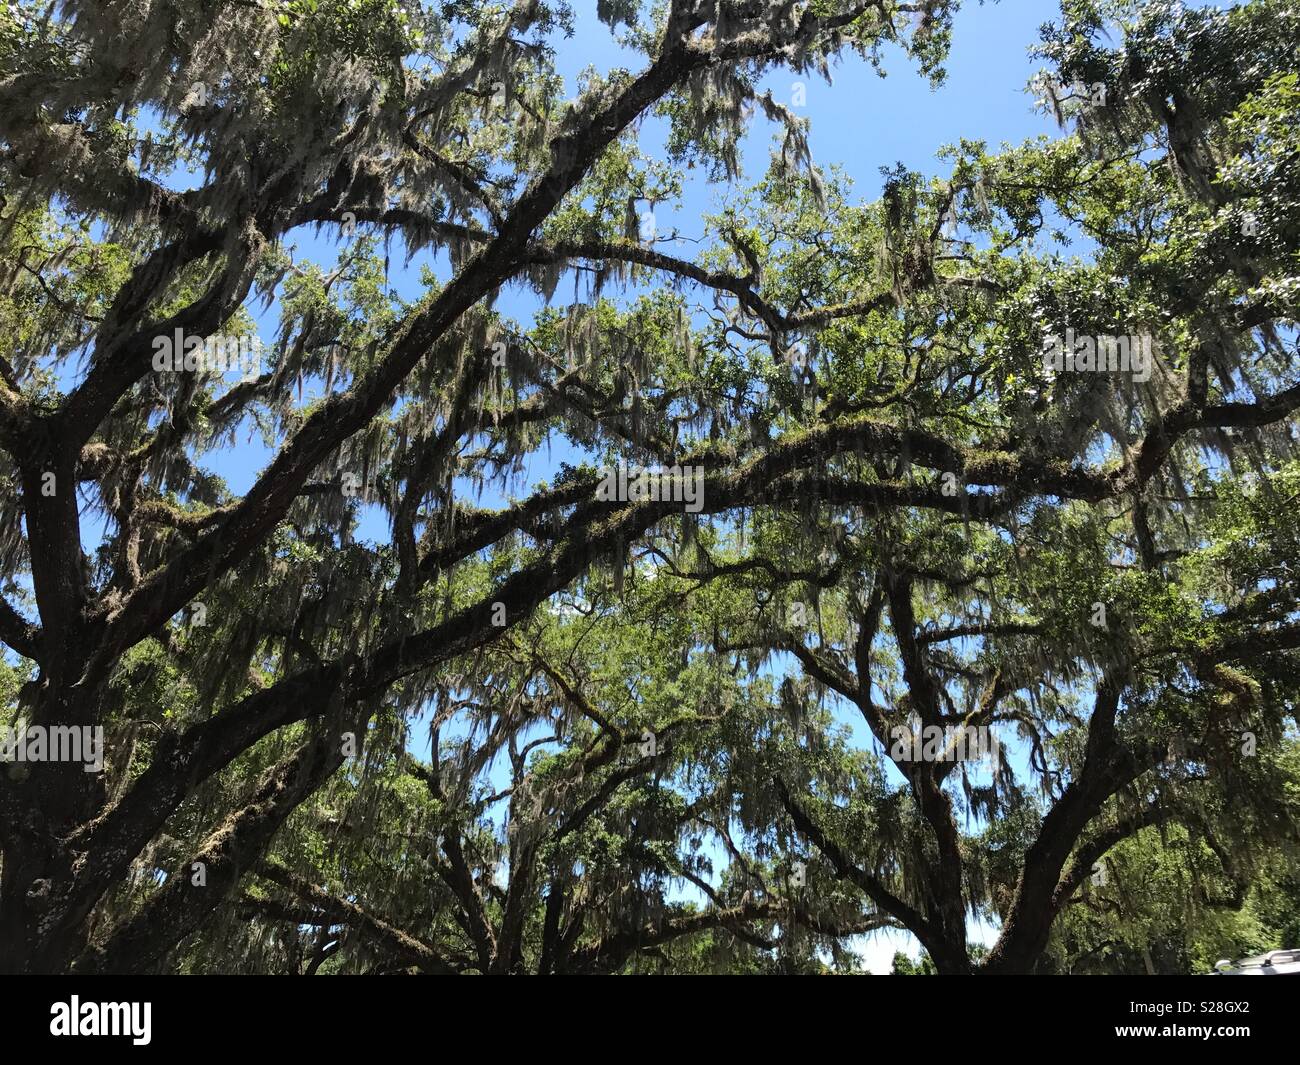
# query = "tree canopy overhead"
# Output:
<box><xmin>0</xmin><ymin>0</ymin><xmax>1297</xmax><ymax>975</ymax></box>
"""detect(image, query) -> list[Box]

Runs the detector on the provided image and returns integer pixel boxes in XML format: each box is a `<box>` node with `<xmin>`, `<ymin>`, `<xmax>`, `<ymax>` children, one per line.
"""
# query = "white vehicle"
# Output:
<box><xmin>1212</xmin><ymin>949</ymin><xmax>1300</xmax><ymax>975</ymax></box>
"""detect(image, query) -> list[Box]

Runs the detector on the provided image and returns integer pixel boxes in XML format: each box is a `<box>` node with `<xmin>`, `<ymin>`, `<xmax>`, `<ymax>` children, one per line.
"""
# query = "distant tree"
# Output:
<box><xmin>890</xmin><ymin>951</ymin><xmax>936</xmax><ymax>975</ymax></box>
<box><xmin>1045</xmin><ymin>738</ymin><xmax>1300</xmax><ymax>974</ymax></box>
